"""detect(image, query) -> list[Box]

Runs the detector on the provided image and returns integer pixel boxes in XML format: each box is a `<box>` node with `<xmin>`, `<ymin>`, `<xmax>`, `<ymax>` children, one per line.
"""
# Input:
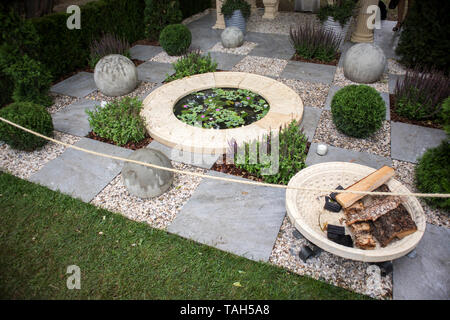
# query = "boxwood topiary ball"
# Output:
<box><xmin>0</xmin><ymin>102</ymin><xmax>53</xmax><ymax>151</ymax></box>
<box><xmin>331</xmin><ymin>85</ymin><xmax>386</xmax><ymax>138</ymax></box>
<box><xmin>159</xmin><ymin>24</ymin><xmax>192</xmax><ymax>56</ymax></box>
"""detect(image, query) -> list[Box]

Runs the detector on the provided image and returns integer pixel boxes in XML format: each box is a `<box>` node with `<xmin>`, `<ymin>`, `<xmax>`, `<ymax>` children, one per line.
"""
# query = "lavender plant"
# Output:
<box><xmin>89</xmin><ymin>33</ymin><xmax>131</xmax><ymax>68</ymax></box>
<box><xmin>394</xmin><ymin>67</ymin><xmax>450</xmax><ymax>120</ymax></box>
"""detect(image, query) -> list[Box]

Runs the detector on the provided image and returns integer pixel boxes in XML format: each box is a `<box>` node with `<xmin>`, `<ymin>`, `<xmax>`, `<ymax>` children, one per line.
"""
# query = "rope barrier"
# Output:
<box><xmin>1</xmin><ymin>116</ymin><xmax>449</xmax><ymax>199</ymax></box>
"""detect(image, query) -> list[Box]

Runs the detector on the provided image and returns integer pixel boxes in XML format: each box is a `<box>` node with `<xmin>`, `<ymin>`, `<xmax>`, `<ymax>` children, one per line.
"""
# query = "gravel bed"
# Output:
<box><xmin>387</xmin><ymin>59</ymin><xmax>407</xmax><ymax>75</ymax></box>
<box><xmin>150</xmin><ymin>51</ymin><xmax>183</xmax><ymax>64</ymax></box>
<box><xmin>90</xmin><ymin>162</ymin><xmax>205</xmax><ymax>230</ymax></box>
<box><xmin>277</xmin><ymin>78</ymin><xmax>330</xmax><ymax>108</ymax></box>
<box><xmin>269</xmin><ymin>217</ymin><xmax>392</xmax><ymax>299</ymax></box>
<box><xmin>392</xmin><ymin>159</ymin><xmax>450</xmax><ymax>228</ymax></box>
<box><xmin>333</xmin><ymin>67</ymin><xmax>389</xmax><ymax>93</ymax></box>
<box><xmin>313</xmin><ymin>110</ymin><xmax>391</xmax><ymax>157</ymax></box>
<box><xmin>48</xmin><ymin>93</ymin><xmax>79</xmax><ymax>114</ymax></box>
<box><xmin>209</xmin><ymin>41</ymin><xmax>257</xmax><ymax>55</ymax></box>
<box><xmin>85</xmin><ymin>82</ymin><xmax>158</xmax><ymax>103</ymax></box>
<box><xmin>231</xmin><ymin>56</ymin><xmax>288</xmax><ymax>77</ymax></box>
<box><xmin>0</xmin><ymin>131</ymin><xmax>80</xmax><ymax>180</ymax></box>
<box><xmin>247</xmin><ymin>10</ymin><xmax>317</xmax><ymax>35</ymax></box>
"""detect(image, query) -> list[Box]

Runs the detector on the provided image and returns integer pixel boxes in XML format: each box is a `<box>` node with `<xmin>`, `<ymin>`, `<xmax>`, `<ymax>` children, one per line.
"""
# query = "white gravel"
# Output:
<box><xmin>388</xmin><ymin>59</ymin><xmax>407</xmax><ymax>75</ymax></box>
<box><xmin>269</xmin><ymin>217</ymin><xmax>392</xmax><ymax>299</ymax></box>
<box><xmin>85</xmin><ymin>82</ymin><xmax>158</xmax><ymax>103</ymax></box>
<box><xmin>333</xmin><ymin>67</ymin><xmax>389</xmax><ymax>93</ymax></box>
<box><xmin>90</xmin><ymin>162</ymin><xmax>205</xmax><ymax>230</ymax></box>
<box><xmin>231</xmin><ymin>56</ymin><xmax>288</xmax><ymax>77</ymax></box>
<box><xmin>150</xmin><ymin>51</ymin><xmax>184</xmax><ymax>64</ymax></box>
<box><xmin>277</xmin><ymin>78</ymin><xmax>330</xmax><ymax>108</ymax></box>
<box><xmin>48</xmin><ymin>93</ymin><xmax>79</xmax><ymax>114</ymax></box>
<box><xmin>209</xmin><ymin>41</ymin><xmax>258</xmax><ymax>55</ymax></box>
<box><xmin>313</xmin><ymin>110</ymin><xmax>391</xmax><ymax>157</ymax></box>
<box><xmin>0</xmin><ymin>131</ymin><xmax>80</xmax><ymax>180</ymax></box>
<box><xmin>247</xmin><ymin>10</ymin><xmax>317</xmax><ymax>35</ymax></box>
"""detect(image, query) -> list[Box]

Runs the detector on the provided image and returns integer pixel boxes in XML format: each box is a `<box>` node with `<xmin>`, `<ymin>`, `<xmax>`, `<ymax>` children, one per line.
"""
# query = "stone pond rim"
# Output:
<box><xmin>141</xmin><ymin>72</ymin><xmax>304</xmax><ymax>154</ymax></box>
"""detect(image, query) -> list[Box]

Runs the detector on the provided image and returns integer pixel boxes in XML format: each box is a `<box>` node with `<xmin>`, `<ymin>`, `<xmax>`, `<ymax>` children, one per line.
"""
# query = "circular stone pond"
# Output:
<box><xmin>141</xmin><ymin>72</ymin><xmax>304</xmax><ymax>154</ymax></box>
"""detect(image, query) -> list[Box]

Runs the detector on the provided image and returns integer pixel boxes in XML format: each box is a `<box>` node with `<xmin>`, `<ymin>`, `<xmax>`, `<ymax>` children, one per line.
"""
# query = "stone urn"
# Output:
<box><xmin>323</xmin><ymin>16</ymin><xmax>352</xmax><ymax>46</ymax></box>
<box><xmin>262</xmin><ymin>0</ymin><xmax>279</xmax><ymax>20</ymax></box>
<box><xmin>224</xmin><ymin>10</ymin><xmax>247</xmax><ymax>34</ymax></box>
<box><xmin>94</xmin><ymin>54</ymin><xmax>138</xmax><ymax>97</ymax></box>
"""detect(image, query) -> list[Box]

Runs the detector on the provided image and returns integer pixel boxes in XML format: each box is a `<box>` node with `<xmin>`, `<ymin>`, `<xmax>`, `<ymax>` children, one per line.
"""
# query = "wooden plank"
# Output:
<box><xmin>335</xmin><ymin>166</ymin><xmax>395</xmax><ymax>208</ymax></box>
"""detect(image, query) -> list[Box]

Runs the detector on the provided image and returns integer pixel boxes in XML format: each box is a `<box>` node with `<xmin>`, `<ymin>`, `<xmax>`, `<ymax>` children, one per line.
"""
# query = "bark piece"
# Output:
<box><xmin>344</xmin><ymin>196</ymin><xmax>403</xmax><ymax>226</ymax></box>
<box><xmin>350</xmin><ymin>222</ymin><xmax>376</xmax><ymax>250</ymax></box>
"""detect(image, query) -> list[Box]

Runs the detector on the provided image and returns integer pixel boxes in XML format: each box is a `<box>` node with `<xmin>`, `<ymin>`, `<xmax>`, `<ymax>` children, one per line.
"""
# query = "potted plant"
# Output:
<box><xmin>221</xmin><ymin>0</ymin><xmax>251</xmax><ymax>34</ymax></box>
<box><xmin>317</xmin><ymin>0</ymin><xmax>357</xmax><ymax>43</ymax></box>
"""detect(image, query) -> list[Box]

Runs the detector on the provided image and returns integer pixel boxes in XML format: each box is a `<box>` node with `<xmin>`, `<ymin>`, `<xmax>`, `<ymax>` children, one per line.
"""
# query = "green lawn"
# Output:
<box><xmin>0</xmin><ymin>172</ymin><xmax>367</xmax><ymax>300</ymax></box>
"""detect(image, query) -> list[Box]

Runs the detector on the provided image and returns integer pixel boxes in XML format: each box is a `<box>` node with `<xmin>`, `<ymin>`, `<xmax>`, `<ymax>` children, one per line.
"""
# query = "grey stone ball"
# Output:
<box><xmin>343</xmin><ymin>43</ymin><xmax>387</xmax><ymax>84</ymax></box>
<box><xmin>94</xmin><ymin>54</ymin><xmax>138</xmax><ymax>96</ymax></box>
<box><xmin>121</xmin><ymin>149</ymin><xmax>174</xmax><ymax>199</ymax></box>
<box><xmin>221</xmin><ymin>27</ymin><xmax>244</xmax><ymax>48</ymax></box>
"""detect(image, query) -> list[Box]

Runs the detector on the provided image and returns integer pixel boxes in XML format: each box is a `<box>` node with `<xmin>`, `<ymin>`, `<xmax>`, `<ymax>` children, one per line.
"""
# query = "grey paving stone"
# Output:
<box><xmin>51</xmin><ymin>99</ymin><xmax>98</xmax><ymax>137</ymax></box>
<box><xmin>373</xmin><ymin>20</ymin><xmax>401</xmax><ymax>60</ymax></box>
<box><xmin>168</xmin><ymin>171</ymin><xmax>286</xmax><ymax>262</ymax></box>
<box><xmin>391</xmin><ymin>122</ymin><xmax>447</xmax><ymax>163</ymax></box>
<box><xmin>137</xmin><ymin>61</ymin><xmax>175</xmax><ymax>83</ymax></box>
<box><xmin>393</xmin><ymin>224</ymin><xmax>450</xmax><ymax>300</ymax></box>
<box><xmin>146</xmin><ymin>140</ymin><xmax>220</xmax><ymax>169</ymax></box>
<box><xmin>129</xmin><ymin>45</ymin><xmax>163</xmax><ymax>61</ymax></box>
<box><xmin>50</xmin><ymin>72</ymin><xmax>96</xmax><ymax>98</ymax></box>
<box><xmin>389</xmin><ymin>73</ymin><xmax>404</xmax><ymax>94</ymax></box>
<box><xmin>206</xmin><ymin>52</ymin><xmax>244</xmax><ymax>71</ymax></box>
<box><xmin>280</xmin><ymin>61</ymin><xmax>336</xmax><ymax>84</ymax></box>
<box><xmin>247</xmin><ymin>32</ymin><xmax>295</xmax><ymax>60</ymax></box>
<box><xmin>29</xmin><ymin>138</ymin><xmax>132</xmax><ymax>203</ymax></box>
<box><xmin>306</xmin><ymin>143</ymin><xmax>393</xmax><ymax>169</ymax></box>
<box><xmin>300</xmin><ymin>106</ymin><xmax>322</xmax><ymax>142</ymax></box>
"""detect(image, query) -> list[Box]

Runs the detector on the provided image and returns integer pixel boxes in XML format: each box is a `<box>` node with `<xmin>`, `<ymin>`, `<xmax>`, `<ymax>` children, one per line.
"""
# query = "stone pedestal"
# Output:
<box><xmin>262</xmin><ymin>0</ymin><xmax>279</xmax><ymax>20</ymax></box>
<box><xmin>351</xmin><ymin>0</ymin><xmax>379</xmax><ymax>43</ymax></box>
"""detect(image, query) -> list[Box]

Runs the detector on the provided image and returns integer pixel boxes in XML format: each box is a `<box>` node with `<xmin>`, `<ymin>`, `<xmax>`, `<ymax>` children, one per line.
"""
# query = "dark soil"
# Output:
<box><xmin>211</xmin><ymin>154</ymin><xmax>263</xmax><ymax>182</ymax></box>
<box><xmin>132</xmin><ymin>39</ymin><xmax>160</xmax><ymax>46</ymax></box>
<box><xmin>291</xmin><ymin>53</ymin><xmax>340</xmax><ymax>66</ymax></box>
<box><xmin>87</xmin><ymin>131</ymin><xmax>153</xmax><ymax>150</ymax></box>
<box><xmin>389</xmin><ymin>94</ymin><xmax>443</xmax><ymax>130</ymax></box>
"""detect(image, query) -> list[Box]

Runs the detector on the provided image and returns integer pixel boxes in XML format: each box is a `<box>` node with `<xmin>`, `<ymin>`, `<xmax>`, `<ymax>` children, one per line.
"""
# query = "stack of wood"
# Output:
<box><xmin>335</xmin><ymin>166</ymin><xmax>418</xmax><ymax>250</ymax></box>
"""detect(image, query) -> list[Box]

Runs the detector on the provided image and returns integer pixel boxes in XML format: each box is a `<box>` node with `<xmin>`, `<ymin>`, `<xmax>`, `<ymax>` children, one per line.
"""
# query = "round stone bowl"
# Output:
<box><xmin>141</xmin><ymin>72</ymin><xmax>304</xmax><ymax>154</ymax></box>
<box><xmin>286</xmin><ymin>162</ymin><xmax>426</xmax><ymax>262</ymax></box>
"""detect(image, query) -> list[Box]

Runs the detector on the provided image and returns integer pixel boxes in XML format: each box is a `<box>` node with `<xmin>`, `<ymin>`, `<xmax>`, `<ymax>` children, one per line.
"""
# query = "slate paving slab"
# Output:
<box><xmin>393</xmin><ymin>223</ymin><xmax>450</xmax><ymax>300</ymax></box>
<box><xmin>391</xmin><ymin>122</ymin><xmax>447</xmax><ymax>163</ymax></box>
<box><xmin>280</xmin><ymin>61</ymin><xmax>337</xmax><ymax>84</ymax></box>
<box><xmin>373</xmin><ymin>20</ymin><xmax>401</xmax><ymax>60</ymax></box>
<box><xmin>247</xmin><ymin>32</ymin><xmax>295</xmax><ymax>60</ymax></box>
<box><xmin>50</xmin><ymin>72</ymin><xmax>96</xmax><ymax>98</ymax></box>
<box><xmin>146</xmin><ymin>140</ymin><xmax>220</xmax><ymax>169</ymax></box>
<box><xmin>206</xmin><ymin>52</ymin><xmax>244</xmax><ymax>71</ymax></box>
<box><xmin>137</xmin><ymin>61</ymin><xmax>175</xmax><ymax>83</ymax></box>
<box><xmin>51</xmin><ymin>99</ymin><xmax>98</xmax><ymax>136</ymax></box>
<box><xmin>300</xmin><ymin>106</ymin><xmax>322</xmax><ymax>142</ymax></box>
<box><xmin>388</xmin><ymin>73</ymin><xmax>404</xmax><ymax>94</ymax></box>
<box><xmin>29</xmin><ymin>138</ymin><xmax>132</xmax><ymax>203</ymax></box>
<box><xmin>167</xmin><ymin>170</ymin><xmax>286</xmax><ymax>262</ymax></box>
<box><xmin>129</xmin><ymin>45</ymin><xmax>163</xmax><ymax>61</ymax></box>
<box><xmin>306</xmin><ymin>143</ymin><xmax>393</xmax><ymax>169</ymax></box>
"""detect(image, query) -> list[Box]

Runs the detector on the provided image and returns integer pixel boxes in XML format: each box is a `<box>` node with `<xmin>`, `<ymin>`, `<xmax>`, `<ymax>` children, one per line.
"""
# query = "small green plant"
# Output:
<box><xmin>165</xmin><ymin>50</ymin><xmax>217</xmax><ymax>82</ymax></box>
<box><xmin>221</xmin><ymin>0</ymin><xmax>251</xmax><ymax>19</ymax></box>
<box><xmin>0</xmin><ymin>101</ymin><xmax>53</xmax><ymax>151</ymax></box>
<box><xmin>159</xmin><ymin>24</ymin><xmax>192</xmax><ymax>56</ymax></box>
<box><xmin>89</xmin><ymin>33</ymin><xmax>131</xmax><ymax>69</ymax></box>
<box><xmin>232</xmin><ymin>120</ymin><xmax>308</xmax><ymax>185</ymax></box>
<box><xmin>331</xmin><ymin>85</ymin><xmax>385</xmax><ymax>138</ymax></box>
<box><xmin>144</xmin><ymin>0</ymin><xmax>183</xmax><ymax>41</ymax></box>
<box><xmin>317</xmin><ymin>0</ymin><xmax>356</xmax><ymax>27</ymax></box>
<box><xmin>415</xmin><ymin>141</ymin><xmax>450</xmax><ymax>212</ymax></box>
<box><xmin>86</xmin><ymin>97</ymin><xmax>147</xmax><ymax>146</ymax></box>
<box><xmin>441</xmin><ymin>97</ymin><xmax>450</xmax><ymax>135</ymax></box>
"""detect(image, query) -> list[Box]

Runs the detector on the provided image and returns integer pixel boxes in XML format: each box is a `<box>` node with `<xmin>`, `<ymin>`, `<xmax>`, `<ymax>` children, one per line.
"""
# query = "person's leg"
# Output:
<box><xmin>393</xmin><ymin>0</ymin><xmax>406</xmax><ymax>31</ymax></box>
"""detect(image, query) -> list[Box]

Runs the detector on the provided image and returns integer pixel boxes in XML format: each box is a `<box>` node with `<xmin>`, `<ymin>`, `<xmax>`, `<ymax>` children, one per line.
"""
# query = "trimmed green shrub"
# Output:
<box><xmin>396</xmin><ymin>0</ymin><xmax>450</xmax><ymax>73</ymax></box>
<box><xmin>86</xmin><ymin>97</ymin><xmax>147</xmax><ymax>146</ymax></box>
<box><xmin>144</xmin><ymin>0</ymin><xmax>183</xmax><ymax>41</ymax></box>
<box><xmin>317</xmin><ymin>0</ymin><xmax>356</xmax><ymax>27</ymax></box>
<box><xmin>89</xmin><ymin>33</ymin><xmax>131</xmax><ymax>69</ymax></box>
<box><xmin>441</xmin><ymin>97</ymin><xmax>450</xmax><ymax>135</ymax></box>
<box><xmin>0</xmin><ymin>72</ymin><xmax>14</xmax><ymax>108</ymax></box>
<box><xmin>165</xmin><ymin>50</ymin><xmax>217</xmax><ymax>82</ymax></box>
<box><xmin>0</xmin><ymin>102</ymin><xmax>53</xmax><ymax>151</ymax></box>
<box><xmin>221</xmin><ymin>0</ymin><xmax>251</xmax><ymax>19</ymax></box>
<box><xmin>179</xmin><ymin>0</ymin><xmax>211</xmax><ymax>19</ymax></box>
<box><xmin>232</xmin><ymin>120</ymin><xmax>308</xmax><ymax>185</ymax></box>
<box><xmin>415</xmin><ymin>141</ymin><xmax>450</xmax><ymax>212</ymax></box>
<box><xmin>159</xmin><ymin>24</ymin><xmax>192</xmax><ymax>56</ymax></box>
<box><xmin>331</xmin><ymin>85</ymin><xmax>385</xmax><ymax>138</ymax></box>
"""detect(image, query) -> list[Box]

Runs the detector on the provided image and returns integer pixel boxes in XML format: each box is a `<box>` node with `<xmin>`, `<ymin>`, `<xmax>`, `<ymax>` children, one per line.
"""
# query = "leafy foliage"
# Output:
<box><xmin>317</xmin><ymin>0</ymin><xmax>356</xmax><ymax>27</ymax></box>
<box><xmin>415</xmin><ymin>141</ymin><xmax>450</xmax><ymax>211</ymax></box>
<box><xmin>159</xmin><ymin>24</ymin><xmax>192</xmax><ymax>56</ymax></box>
<box><xmin>232</xmin><ymin>120</ymin><xmax>309</xmax><ymax>185</ymax></box>
<box><xmin>331</xmin><ymin>85</ymin><xmax>385</xmax><ymax>138</ymax></box>
<box><xmin>89</xmin><ymin>33</ymin><xmax>131</xmax><ymax>69</ymax></box>
<box><xmin>144</xmin><ymin>0</ymin><xmax>183</xmax><ymax>41</ymax></box>
<box><xmin>86</xmin><ymin>97</ymin><xmax>147</xmax><ymax>146</ymax></box>
<box><xmin>165</xmin><ymin>50</ymin><xmax>217</xmax><ymax>82</ymax></box>
<box><xmin>441</xmin><ymin>97</ymin><xmax>450</xmax><ymax>135</ymax></box>
<box><xmin>221</xmin><ymin>0</ymin><xmax>251</xmax><ymax>19</ymax></box>
<box><xmin>175</xmin><ymin>88</ymin><xmax>269</xmax><ymax>129</ymax></box>
<box><xmin>290</xmin><ymin>21</ymin><xmax>342</xmax><ymax>63</ymax></box>
<box><xmin>396</xmin><ymin>0</ymin><xmax>450</xmax><ymax>73</ymax></box>
<box><xmin>394</xmin><ymin>67</ymin><xmax>450</xmax><ymax>121</ymax></box>
<box><xmin>0</xmin><ymin>101</ymin><xmax>53</xmax><ymax>151</ymax></box>
<box><xmin>179</xmin><ymin>0</ymin><xmax>211</xmax><ymax>19</ymax></box>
